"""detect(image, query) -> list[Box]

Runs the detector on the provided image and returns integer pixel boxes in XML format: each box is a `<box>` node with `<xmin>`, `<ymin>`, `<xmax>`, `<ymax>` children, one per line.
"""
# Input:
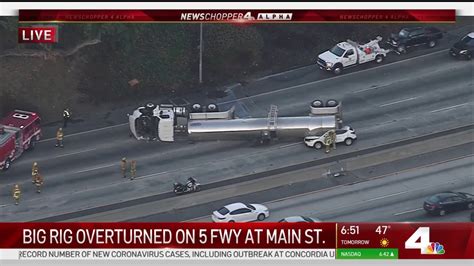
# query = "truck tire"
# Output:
<box><xmin>326</xmin><ymin>99</ymin><xmax>338</xmax><ymax>107</ymax></box>
<box><xmin>344</xmin><ymin>138</ymin><xmax>354</xmax><ymax>146</ymax></box>
<box><xmin>28</xmin><ymin>138</ymin><xmax>36</xmax><ymax>151</ymax></box>
<box><xmin>191</xmin><ymin>103</ymin><xmax>202</xmax><ymax>113</ymax></box>
<box><xmin>467</xmin><ymin>53</ymin><xmax>472</xmax><ymax>60</ymax></box>
<box><xmin>427</xmin><ymin>40</ymin><xmax>437</xmax><ymax>48</ymax></box>
<box><xmin>3</xmin><ymin>159</ymin><xmax>11</xmax><ymax>171</ymax></box>
<box><xmin>311</xmin><ymin>100</ymin><xmax>324</xmax><ymax>108</ymax></box>
<box><xmin>314</xmin><ymin>142</ymin><xmax>323</xmax><ymax>149</ymax></box>
<box><xmin>207</xmin><ymin>103</ymin><xmax>218</xmax><ymax>112</ymax></box>
<box><xmin>375</xmin><ymin>55</ymin><xmax>384</xmax><ymax>64</ymax></box>
<box><xmin>332</xmin><ymin>64</ymin><xmax>343</xmax><ymax>75</ymax></box>
<box><xmin>397</xmin><ymin>45</ymin><xmax>407</xmax><ymax>54</ymax></box>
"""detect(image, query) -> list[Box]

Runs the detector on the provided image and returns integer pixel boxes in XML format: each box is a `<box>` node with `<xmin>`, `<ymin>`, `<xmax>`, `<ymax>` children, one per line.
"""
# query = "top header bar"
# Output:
<box><xmin>19</xmin><ymin>9</ymin><xmax>455</xmax><ymax>23</ymax></box>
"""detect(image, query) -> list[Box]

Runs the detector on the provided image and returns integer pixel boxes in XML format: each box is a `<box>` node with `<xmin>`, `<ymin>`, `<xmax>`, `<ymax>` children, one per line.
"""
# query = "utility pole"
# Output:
<box><xmin>199</xmin><ymin>23</ymin><xmax>203</xmax><ymax>84</ymax></box>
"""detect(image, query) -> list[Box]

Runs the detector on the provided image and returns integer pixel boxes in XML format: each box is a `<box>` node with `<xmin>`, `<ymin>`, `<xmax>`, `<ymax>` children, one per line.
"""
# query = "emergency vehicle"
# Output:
<box><xmin>317</xmin><ymin>36</ymin><xmax>390</xmax><ymax>75</ymax></box>
<box><xmin>0</xmin><ymin>110</ymin><xmax>41</xmax><ymax>170</ymax></box>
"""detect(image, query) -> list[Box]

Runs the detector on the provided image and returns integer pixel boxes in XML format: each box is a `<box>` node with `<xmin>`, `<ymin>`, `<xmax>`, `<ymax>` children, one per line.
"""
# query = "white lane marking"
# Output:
<box><xmin>379</xmin><ymin>97</ymin><xmax>418</xmax><ymax>107</ymax></box>
<box><xmin>71</xmin><ymin>163</ymin><xmax>116</xmax><ymax>174</ymax></box>
<box><xmin>278</xmin><ymin>142</ymin><xmax>300</xmax><ymax>148</ymax></box>
<box><xmin>393</xmin><ymin>208</ymin><xmax>424</xmax><ymax>216</ymax></box>
<box><xmin>50</xmin><ymin>148</ymin><xmax>97</xmax><ymax>159</ymax></box>
<box><xmin>430</xmin><ymin>103</ymin><xmax>471</xmax><ymax>113</ymax></box>
<box><xmin>38</xmin><ymin>122</ymin><xmax>129</xmax><ymax>143</ymax></box>
<box><xmin>366</xmin><ymin>190</ymin><xmax>409</xmax><ymax>202</ymax></box>
<box><xmin>255</xmin><ymin>65</ymin><xmax>311</xmax><ymax>81</ymax></box>
<box><xmin>353</xmin><ymin>83</ymin><xmax>393</xmax><ymax>94</ymax></box>
<box><xmin>219</xmin><ymin>49</ymin><xmax>449</xmax><ymax>105</ymax></box>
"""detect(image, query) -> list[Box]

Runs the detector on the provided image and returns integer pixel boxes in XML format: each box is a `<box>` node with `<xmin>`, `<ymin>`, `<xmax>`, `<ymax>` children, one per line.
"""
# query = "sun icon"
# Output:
<box><xmin>380</xmin><ymin>238</ymin><xmax>390</xmax><ymax>247</ymax></box>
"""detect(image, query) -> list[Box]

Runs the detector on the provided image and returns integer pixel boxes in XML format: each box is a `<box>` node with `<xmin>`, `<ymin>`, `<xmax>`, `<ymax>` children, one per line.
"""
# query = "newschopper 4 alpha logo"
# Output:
<box><xmin>405</xmin><ymin>227</ymin><xmax>445</xmax><ymax>255</ymax></box>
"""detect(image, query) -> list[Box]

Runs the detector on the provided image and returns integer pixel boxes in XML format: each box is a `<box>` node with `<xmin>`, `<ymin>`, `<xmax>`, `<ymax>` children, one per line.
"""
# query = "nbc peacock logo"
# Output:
<box><xmin>424</xmin><ymin>242</ymin><xmax>445</xmax><ymax>255</ymax></box>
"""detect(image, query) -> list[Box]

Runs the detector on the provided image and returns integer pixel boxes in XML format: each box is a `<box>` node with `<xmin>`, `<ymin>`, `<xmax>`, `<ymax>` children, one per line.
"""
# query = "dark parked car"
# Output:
<box><xmin>423</xmin><ymin>192</ymin><xmax>474</xmax><ymax>216</ymax></box>
<box><xmin>388</xmin><ymin>27</ymin><xmax>443</xmax><ymax>54</ymax></box>
<box><xmin>450</xmin><ymin>32</ymin><xmax>474</xmax><ymax>60</ymax></box>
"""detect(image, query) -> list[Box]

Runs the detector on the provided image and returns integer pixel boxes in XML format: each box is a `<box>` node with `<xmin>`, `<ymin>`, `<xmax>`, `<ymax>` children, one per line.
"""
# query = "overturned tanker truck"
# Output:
<box><xmin>128</xmin><ymin>99</ymin><xmax>343</xmax><ymax>143</ymax></box>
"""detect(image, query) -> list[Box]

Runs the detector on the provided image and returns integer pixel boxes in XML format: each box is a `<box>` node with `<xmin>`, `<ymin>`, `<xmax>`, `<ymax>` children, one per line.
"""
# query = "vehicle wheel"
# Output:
<box><xmin>228</xmin><ymin>220</ymin><xmax>235</xmax><ymax>223</ymax></box>
<box><xmin>375</xmin><ymin>55</ymin><xmax>384</xmax><ymax>64</ymax></box>
<box><xmin>467</xmin><ymin>53</ymin><xmax>472</xmax><ymax>60</ymax></box>
<box><xmin>467</xmin><ymin>202</ymin><xmax>474</xmax><ymax>209</ymax></box>
<box><xmin>314</xmin><ymin>142</ymin><xmax>323</xmax><ymax>150</ymax></box>
<box><xmin>397</xmin><ymin>46</ymin><xmax>406</xmax><ymax>54</ymax></box>
<box><xmin>3</xmin><ymin>159</ymin><xmax>11</xmax><ymax>171</ymax></box>
<box><xmin>257</xmin><ymin>214</ymin><xmax>266</xmax><ymax>221</ymax></box>
<box><xmin>207</xmin><ymin>103</ymin><xmax>218</xmax><ymax>112</ymax></box>
<box><xmin>427</xmin><ymin>40</ymin><xmax>437</xmax><ymax>48</ymax></box>
<box><xmin>311</xmin><ymin>100</ymin><xmax>324</xmax><ymax>108</ymax></box>
<box><xmin>194</xmin><ymin>185</ymin><xmax>201</xmax><ymax>192</ymax></box>
<box><xmin>326</xmin><ymin>99</ymin><xmax>338</xmax><ymax>107</ymax></box>
<box><xmin>439</xmin><ymin>209</ymin><xmax>446</xmax><ymax>216</ymax></box>
<box><xmin>28</xmin><ymin>139</ymin><xmax>36</xmax><ymax>151</ymax></box>
<box><xmin>332</xmin><ymin>65</ymin><xmax>343</xmax><ymax>75</ymax></box>
<box><xmin>191</xmin><ymin>103</ymin><xmax>202</xmax><ymax>113</ymax></box>
<box><xmin>344</xmin><ymin>138</ymin><xmax>354</xmax><ymax>146</ymax></box>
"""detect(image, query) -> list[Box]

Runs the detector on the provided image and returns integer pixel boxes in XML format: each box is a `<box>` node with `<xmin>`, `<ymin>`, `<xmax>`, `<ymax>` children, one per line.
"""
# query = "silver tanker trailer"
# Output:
<box><xmin>128</xmin><ymin>99</ymin><xmax>343</xmax><ymax>143</ymax></box>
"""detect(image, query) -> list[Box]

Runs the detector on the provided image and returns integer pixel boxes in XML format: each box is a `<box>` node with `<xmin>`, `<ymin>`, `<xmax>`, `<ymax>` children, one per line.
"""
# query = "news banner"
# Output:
<box><xmin>0</xmin><ymin>223</ymin><xmax>472</xmax><ymax>260</ymax></box>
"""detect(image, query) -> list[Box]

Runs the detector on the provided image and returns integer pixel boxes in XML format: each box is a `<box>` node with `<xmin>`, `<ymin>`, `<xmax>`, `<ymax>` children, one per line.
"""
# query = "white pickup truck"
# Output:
<box><xmin>317</xmin><ymin>37</ymin><xmax>390</xmax><ymax>75</ymax></box>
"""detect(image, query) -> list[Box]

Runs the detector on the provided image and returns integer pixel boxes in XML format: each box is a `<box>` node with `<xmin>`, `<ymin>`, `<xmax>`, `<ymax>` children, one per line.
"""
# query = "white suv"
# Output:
<box><xmin>304</xmin><ymin>126</ymin><xmax>357</xmax><ymax>149</ymax></box>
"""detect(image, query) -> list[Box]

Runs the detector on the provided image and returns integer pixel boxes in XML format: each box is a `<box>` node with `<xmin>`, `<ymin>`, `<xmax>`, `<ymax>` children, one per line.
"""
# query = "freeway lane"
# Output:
<box><xmin>182</xmin><ymin>154</ymin><xmax>474</xmax><ymax>223</ymax></box>
<box><xmin>0</xmin><ymin>28</ymin><xmax>472</xmax><ymax>221</ymax></box>
<box><xmin>266</xmin><ymin>156</ymin><xmax>474</xmax><ymax>222</ymax></box>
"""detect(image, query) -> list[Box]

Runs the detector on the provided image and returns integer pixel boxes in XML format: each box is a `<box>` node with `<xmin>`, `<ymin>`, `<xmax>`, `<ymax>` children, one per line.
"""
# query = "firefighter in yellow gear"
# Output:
<box><xmin>324</xmin><ymin>130</ymin><xmax>337</xmax><ymax>154</ymax></box>
<box><xmin>121</xmin><ymin>158</ymin><xmax>127</xmax><ymax>178</ymax></box>
<box><xmin>130</xmin><ymin>160</ymin><xmax>137</xmax><ymax>180</ymax></box>
<box><xmin>32</xmin><ymin>161</ymin><xmax>39</xmax><ymax>183</ymax></box>
<box><xmin>34</xmin><ymin>174</ymin><xmax>44</xmax><ymax>193</ymax></box>
<box><xmin>55</xmin><ymin>128</ymin><xmax>64</xmax><ymax>148</ymax></box>
<box><xmin>13</xmin><ymin>184</ymin><xmax>21</xmax><ymax>205</ymax></box>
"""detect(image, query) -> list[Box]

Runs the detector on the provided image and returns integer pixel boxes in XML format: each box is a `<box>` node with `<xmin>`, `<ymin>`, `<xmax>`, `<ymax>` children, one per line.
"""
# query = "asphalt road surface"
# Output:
<box><xmin>110</xmin><ymin>140</ymin><xmax>472</xmax><ymax>222</ymax></box>
<box><xmin>0</xmin><ymin>25</ymin><xmax>472</xmax><ymax>222</ymax></box>
<box><xmin>182</xmin><ymin>155</ymin><xmax>474</xmax><ymax>223</ymax></box>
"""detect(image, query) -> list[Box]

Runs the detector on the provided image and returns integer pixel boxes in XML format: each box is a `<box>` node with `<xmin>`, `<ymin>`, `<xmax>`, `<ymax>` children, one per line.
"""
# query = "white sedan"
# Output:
<box><xmin>304</xmin><ymin>126</ymin><xmax>357</xmax><ymax>149</ymax></box>
<box><xmin>212</xmin><ymin>202</ymin><xmax>270</xmax><ymax>222</ymax></box>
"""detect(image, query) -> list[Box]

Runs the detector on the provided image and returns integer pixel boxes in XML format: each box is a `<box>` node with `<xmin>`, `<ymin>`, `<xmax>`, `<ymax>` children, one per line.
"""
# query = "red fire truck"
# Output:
<box><xmin>0</xmin><ymin>110</ymin><xmax>42</xmax><ymax>170</ymax></box>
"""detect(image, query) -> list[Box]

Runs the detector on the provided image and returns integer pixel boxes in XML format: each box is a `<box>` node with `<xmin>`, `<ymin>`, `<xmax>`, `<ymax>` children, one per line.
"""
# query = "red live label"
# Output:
<box><xmin>18</xmin><ymin>27</ymin><xmax>57</xmax><ymax>43</ymax></box>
